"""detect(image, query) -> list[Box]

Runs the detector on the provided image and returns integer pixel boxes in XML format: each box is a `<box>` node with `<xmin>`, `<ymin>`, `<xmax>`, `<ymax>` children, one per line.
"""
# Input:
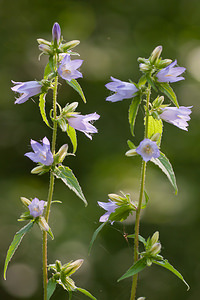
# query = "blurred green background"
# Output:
<box><xmin>0</xmin><ymin>0</ymin><xmax>200</xmax><ymax>299</ymax></box>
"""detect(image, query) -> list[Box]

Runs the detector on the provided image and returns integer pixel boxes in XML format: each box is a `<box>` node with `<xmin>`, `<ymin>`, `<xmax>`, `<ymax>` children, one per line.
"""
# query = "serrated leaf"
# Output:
<box><xmin>44</xmin><ymin>63</ymin><xmax>52</xmax><ymax>79</ymax></box>
<box><xmin>53</xmin><ymin>165</ymin><xmax>87</xmax><ymax>206</ymax></box>
<box><xmin>39</xmin><ymin>93</ymin><xmax>51</xmax><ymax>128</ymax></box>
<box><xmin>76</xmin><ymin>287</ymin><xmax>97</xmax><ymax>300</ymax></box>
<box><xmin>47</xmin><ymin>278</ymin><xmax>57</xmax><ymax>300</ymax></box>
<box><xmin>138</xmin><ymin>75</ymin><xmax>147</xmax><ymax>87</ymax></box>
<box><xmin>109</xmin><ymin>205</ymin><xmax>133</xmax><ymax>222</ymax></box>
<box><xmin>66</xmin><ymin>79</ymin><xmax>86</xmax><ymax>103</ymax></box>
<box><xmin>88</xmin><ymin>222</ymin><xmax>107</xmax><ymax>255</ymax></box>
<box><xmin>146</xmin><ymin>75</ymin><xmax>158</xmax><ymax>91</ymax></box>
<box><xmin>67</xmin><ymin>125</ymin><xmax>77</xmax><ymax>153</ymax></box>
<box><xmin>151</xmin><ymin>152</ymin><xmax>178</xmax><ymax>194</ymax></box>
<box><xmin>128</xmin><ymin>96</ymin><xmax>141</xmax><ymax>136</ymax></box>
<box><xmin>118</xmin><ymin>257</ymin><xmax>147</xmax><ymax>281</ymax></box>
<box><xmin>127</xmin><ymin>234</ymin><xmax>147</xmax><ymax>246</ymax></box>
<box><xmin>146</xmin><ymin>116</ymin><xmax>163</xmax><ymax>146</ymax></box>
<box><xmin>4</xmin><ymin>221</ymin><xmax>34</xmax><ymax>279</ymax></box>
<box><xmin>153</xmin><ymin>259</ymin><xmax>190</xmax><ymax>290</ymax></box>
<box><xmin>158</xmin><ymin>83</ymin><xmax>179</xmax><ymax>107</ymax></box>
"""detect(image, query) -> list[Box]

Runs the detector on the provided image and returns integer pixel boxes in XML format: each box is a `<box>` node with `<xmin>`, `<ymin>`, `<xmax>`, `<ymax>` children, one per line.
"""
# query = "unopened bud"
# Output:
<box><xmin>38</xmin><ymin>44</ymin><xmax>52</xmax><ymax>55</ymax></box>
<box><xmin>37</xmin><ymin>38</ymin><xmax>51</xmax><ymax>46</ymax></box>
<box><xmin>151</xmin><ymin>133</ymin><xmax>160</xmax><ymax>142</ymax></box>
<box><xmin>31</xmin><ymin>165</ymin><xmax>45</xmax><ymax>174</ymax></box>
<box><xmin>63</xmin><ymin>102</ymin><xmax>78</xmax><ymax>114</ymax></box>
<box><xmin>108</xmin><ymin>193</ymin><xmax>125</xmax><ymax>204</ymax></box>
<box><xmin>58</xmin><ymin>119</ymin><xmax>67</xmax><ymax>132</ymax></box>
<box><xmin>56</xmin><ymin>260</ymin><xmax>62</xmax><ymax>272</ymax></box>
<box><xmin>158</xmin><ymin>59</ymin><xmax>172</xmax><ymax>68</ymax></box>
<box><xmin>146</xmin><ymin>258</ymin><xmax>153</xmax><ymax>266</ymax></box>
<box><xmin>38</xmin><ymin>216</ymin><xmax>50</xmax><ymax>232</ymax></box>
<box><xmin>61</xmin><ymin>40</ymin><xmax>80</xmax><ymax>51</ymax></box>
<box><xmin>150</xmin><ymin>45</ymin><xmax>162</xmax><ymax>63</ymax></box>
<box><xmin>52</xmin><ymin>22</ymin><xmax>61</xmax><ymax>45</ymax></box>
<box><xmin>125</xmin><ymin>149</ymin><xmax>137</xmax><ymax>157</ymax></box>
<box><xmin>137</xmin><ymin>297</ymin><xmax>146</xmax><ymax>300</ymax></box>
<box><xmin>57</xmin><ymin>144</ymin><xmax>68</xmax><ymax>163</ymax></box>
<box><xmin>62</xmin><ymin>277</ymin><xmax>76</xmax><ymax>291</ymax></box>
<box><xmin>150</xmin><ymin>242</ymin><xmax>161</xmax><ymax>255</ymax></box>
<box><xmin>63</xmin><ymin>259</ymin><xmax>83</xmax><ymax>276</ymax></box>
<box><xmin>139</xmin><ymin>63</ymin><xmax>151</xmax><ymax>72</ymax></box>
<box><xmin>151</xmin><ymin>231</ymin><xmax>159</xmax><ymax>245</ymax></box>
<box><xmin>20</xmin><ymin>197</ymin><xmax>31</xmax><ymax>207</ymax></box>
<box><xmin>137</xmin><ymin>57</ymin><xmax>149</xmax><ymax>64</ymax></box>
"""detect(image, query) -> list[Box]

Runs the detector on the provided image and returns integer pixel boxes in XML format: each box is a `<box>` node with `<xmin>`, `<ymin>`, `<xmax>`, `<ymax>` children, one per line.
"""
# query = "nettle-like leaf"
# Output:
<box><xmin>53</xmin><ymin>165</ymin><xmax>87</xmax><ymax>206</ymax></box>
<box><xmin>146</xmin><ymin>74</ymin><xmax>158</xmax><ymax>91</ymax></box>
<box><xmin>4</xmin><ymin>221</ymin><xmax>34</xmax><ymax>279</ymax></box>
<box><xmin>67</xmin><ymin>125</ymin><xmax>77</xmax><ymax>153</ymax></box>
<box><xmin>109</xmin><ymin>205</ymin><xmax>134</xmax><ymax>222</ymax></box>
<box><xmin>128</xmin><ymin>96</ymin><xmax>141</xmax><ymax>136</ymax></box>
<box><xmin>153</xmin><ymin>259</ymin><xmax>190</xmax><ymax>290</ymax></box>
<box><xmin>147</xmin><ymin>115</ymin><xmax>163</xmax><ymax>146</ymax></box>
<box><xmin>89</xmin><ymin>222</ymin><xmax>107</xmax><ymax>255</ymax></box>
<box><xmin>118</xmin><ymin>257</ymin><xmax>147</xmax><ymax>281</ymax></box>
<box><xmin>47</xmin><ymin>278</ymin><xmax>57</xmax><ymax>300</ymax></box>
<box><xmin>157</xmin><ymin>82</ymin><xmax>179</xmax><ymax>107</ymax></box>
<box><xmin>39</xmin><ymin>93</ymin><xmax>51</xmax><ymax>128</ymax></box>
<box><xmin>127</xmin><ymin>234</ymin><xmax>147</xmax><ymax>246</ymax></box>
<box><xmin>76</xmin><ymin>287</ymin><xmax>97</xmax><ymax>300</ymax></box>
<box><xmin>151</xmin><ymin>152</ymin><xmax>178</xmax><ymax>194</ymax></box>
<box><xmin>66</xmin><ymin>79</ymin><xmax>86</xmax><ymax>103</ymax></box>
<box><xmin>44</xmin><ymin>62</ymin><xmax>52</xmax><ymax>79</ymax></box>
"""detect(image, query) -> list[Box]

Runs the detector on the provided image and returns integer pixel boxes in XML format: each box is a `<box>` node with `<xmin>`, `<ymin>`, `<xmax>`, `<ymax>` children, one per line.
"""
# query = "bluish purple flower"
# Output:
<box><xmin>25</xmin><ymin>137</ymin><xmax>54</xmax><ymax>166</ymax></box>
<box><xmin>160</xmin><ymin>106</ymin><xmax>192</xmax><ymax>131</ymax></box>
<box><xmin>67</xmin><ymin>113</ymin><xmax>100</xmax><ymax>140</ymax></box>
<box><xmin>105</xmin><ymin>76</ymin><xmax>138</xmax><ymax>102</ymax></box>
<box><xmin>136</xmin><ymin>139</ymin><xmax>160</xmax><ymax>162</ymax></box>
<box><xmin>52</xmin><ymin>22</ymin><xmax>61</xmax><ymax>44</ymax></box>
<box><xmin>28</xmin><ymin>198</ymin><xmax>45</xmax><ymax>218</ymax></box>
<box><xmin>156</xmin><ymin>60</ymin><xmax>186</xmax><ymax>83</ymax></box>
<box><xmin>11</xmin><ymin>80</ymin><xmax>42</xmax><ymax>104</ymax></box>
<box><xmin>58</xmin><ymin>54</ymin><xmax>83</xmax><ymax>82</ymax></box>
<box><xmin>98</xmin><ymin>200</ymin><xmax>118</xmax><ymax>223</ymax></box>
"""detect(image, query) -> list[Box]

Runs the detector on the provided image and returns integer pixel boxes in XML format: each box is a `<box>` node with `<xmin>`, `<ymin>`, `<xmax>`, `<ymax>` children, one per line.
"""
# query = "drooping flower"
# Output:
<box><xmin>98</xmin><ymin>200</ymin><xmax>118</xmax><ymax>223</ymax></box>
<box><xmin>67</xmin><ymin>113</ymin><xmax>100</xmax><ymax>140</ymax></box>
<box><xmin>28</xmin><ymin>198</ymin><xmax>45</xmax><ymax>218</ymax></box>
<box><xmin>25</xmin><ymin>137</ymin><xmax>54</xmax><ymax>166</ymax></box>
<box><xmin>105</xmin><ymin>76</ymin><xmax>138</xmax><ymax>102</ymax></box>
<box><xmin>156</xmin><ymin>60</ymin><xmax>186</xmax><ymax>83</ymax></box>
<box><xmin>52</xmin><ymin>22</ymin><xmax>61</xmax><ymax>44</ymax></box>
<box><xmin>11</xmin><ymin>80</ymin><xmax>42</xmax><ymax>104</ymax></box>
<box><xmin>160</xmin><ymin>106</ymin><xmax>192</xmax><ymax>131</ymax></box>
<box><xmin>136</xmin><ymin>139</ymin><xmax>160</xmax><ymax>162</ymax></box>
<box><xmin>58</xmin><ymin>54</ymin><xmax>83</xmax><ymax>82</ymax></box>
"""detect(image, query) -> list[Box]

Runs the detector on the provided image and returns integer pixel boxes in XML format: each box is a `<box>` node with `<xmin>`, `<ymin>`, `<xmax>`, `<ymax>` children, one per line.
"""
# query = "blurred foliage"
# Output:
<box><xmin>0</xmin><ymin>0</ymin><xmax>200</xmax><ymax>299</ymax></box>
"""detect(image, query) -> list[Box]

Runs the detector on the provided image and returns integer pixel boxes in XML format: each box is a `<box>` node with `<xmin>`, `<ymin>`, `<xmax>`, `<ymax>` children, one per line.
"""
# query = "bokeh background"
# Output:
<box><xmin>0</xmin><ymin>0</ymin><xmax>200</xmax><ymax>299</ymax></box>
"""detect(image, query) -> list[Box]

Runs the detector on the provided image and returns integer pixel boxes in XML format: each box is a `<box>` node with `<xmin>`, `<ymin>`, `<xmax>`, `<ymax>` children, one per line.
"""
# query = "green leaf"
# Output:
<box><xmin>158</xmin><ymin>83</ymin><xmax>179</xmax><ymax>107</ymax></box>
<box><xmin>151</xmin><ymin>152</ymin><xmax>178</xmax><ymax>194</ymax></box>
<box><xmin>118</xmin><ymin>257</ymin><xmax>147</xmax><ymax>281</ymax></box>
<box><xmin>88</xmin><ymin>222</ymin><xmax>107</xmax><ymax>255</ymax></box>
<box><xmin>142</xmin><ymin>190</ymin><xmax>149</xmax><ymax>209</ymax></box>
<box><xmin>76</xmin><ymin>287</ymin><xmax>97</xmax><ymax>300</ymax></box>
<box><xmin>44</xmin><ymin>62</ymin><xmax>52</xmax><ymax>79</ymax></box>
<box><xmin>66</xmin><ymin>79</ymin><xmax>86</xmax><ymax>103</ymax></box>
<box><xmin>153</xmin><ymin>259</ymin><xmax>190</xmax><ymax>290</ymax></box>
<box><xmin>39</xmin><ymin>93</ymin><xmax>51</xmax><ymax>128</ymax></box>
<box><xmin>146</xmin><ymin>75</ymin><xmax>158</xmax><ymax>91</ymax></box>
<box><xmin>147</xmin><ymin>115</ymin><xmax>163</xmax><ymax>146</ymax></box>
<box><xmin>47</xmin><ymin>278</ymin><xmax>57</xmax><ymax>300</ymax></box>
<box><xmin>67</xmin><ymin>125</ymin><xmax>77</xmax><ymax>153</ymax></box>
<box><xmin>138</xmin><ymin>75</ymin><xmax>147</xmax><ymax>87</ymax></box>
<box><xmin>127</xmin><ymin>234</ymin><xmax>147</xmax><ymax>246</ymax></box>
<box><xmin>109</xmin><ymin>205</ymin><xmax>133</xmax><ymax>222</ymax></box>
<box><xmin>4</xmin><ymin>221</ymin><xmax>34</xmax><ymax>279</ymax></box>
<box><xmin>53</xmin><ymin>165</ymin><xmax>87</xmax><ymax>206</ymax></box>
<box><xmin>128</xmin><ymin>96</ymin><xmax>141</xmax><ymax>136</ymax></box>
<box><xmin>127</xmin><ymin>140</ymin><xmax>136</xmax><ymax>149</ymax></box>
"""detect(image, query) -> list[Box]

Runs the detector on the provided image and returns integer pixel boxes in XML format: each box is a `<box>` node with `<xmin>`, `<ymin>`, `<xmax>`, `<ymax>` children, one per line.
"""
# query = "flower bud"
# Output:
<box><xmin>151</xmin><ymin>231</ymin><xmax>159</xmax><ymax>245</ymax></box>
<box><xmin>37</xmin><ymin>38</ymin><xmax>51</xmax><ymax>46</ymax></box>
<box><xmin>52</xmin><ymin>22</ymin><xmax>61</xmax><ymax>45</ymax></box>
<box><xmin>125</xmin><ymin>149</ymin><xmax>137</xmax><ymax>157</ymax></box>
<box><xmin>38</xmin><ymin>44</ymin><xmax>53</xmax><ymax>55</ymax></box>
<box><xmin>56</xmin><ymin>260</ymin><xmax>62</xmax><ymax>272</ymax></box>
<box><xmin>31</xmin><ymin>165</ymin><xmax>45</xmax><ymax>174</ymax></box>
<box><xmin>139</xmin><ymin>63</ymin><xmax>151</xmax><ymax>72</ymax></box>
<box><xmin>63</xmin><ymin>102</ymin><xmax>79</xmax><ymax>114</ymax></box>
<box><xmin>61</xmin><ymin>40</ymin><xmax>80</xmax><ymax>52</ymax></box>
<box><xmin>158</xmin><ymin>59</ymin><xmax>172</xmax><ymax>68</ymax></box>
<box><xmin>62</xmin><ymin>259</ymin><xmax>84</xmax><ymax>277</ymax></box>
<box><xmin>62</xmin><ymin>276</ymin><xmax>76</xmax><ymax>291</ymax></box>
<box><xmin>151</xmin><ymin>133</ymin><xmax>160</xmax><ymax>142</ymax></box>
<box><xmin>150</xmin><ymin>46</ymin><xmax>162</xmax><ymax>63</ymax></box>
<box><xmin>58</xmin><ymin>119</ymin><xmax>67</xmax><ymax>132</ymax></box>
<box><xmin>137</xmin><ymin>297</ymin><xmax>146</xmax><ymax>300</ymax></box>
<box><xmin>108</xmin><ymin>193</ymin><xmax>125</xmax><ymax>204</ymax></box>
<box><xmin>56</xmin><ymin>144</ymin><xmax>69</xmax><ymax>163</ymax></box>
<box><xmin>150</xmin><ymin>242</ymin><xmax>161</xmax><ymax>255</ymax></box>
<box><xmin>20</xmin><ymin>197</ymin><xmax>31</xmax><ymax>207</ymax></box>
<box><xmin>137</xmin><ymin>57</ymin><xmax>149</xmax><ymax>64</ymax></box>
<box><xmin>146</xmin><ymin>258</ymin><xmax>153</xmax><ymax>266</ymax></box>
<box><xmin>38</xmin><ymin>216</ymin><xmax>50</xmax><ymax>232</ymax></box>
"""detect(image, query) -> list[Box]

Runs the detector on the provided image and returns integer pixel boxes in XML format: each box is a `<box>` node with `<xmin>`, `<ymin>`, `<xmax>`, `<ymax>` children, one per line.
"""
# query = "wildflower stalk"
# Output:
<box><xmin>42</xmin><ymin>71</ymin><xmax>58</xmax><ymax>300</ymax></box>
<box><xmin>130</xmin><ymin>85</ymin><xmax>151</xmax><ymax>300</ymax></box>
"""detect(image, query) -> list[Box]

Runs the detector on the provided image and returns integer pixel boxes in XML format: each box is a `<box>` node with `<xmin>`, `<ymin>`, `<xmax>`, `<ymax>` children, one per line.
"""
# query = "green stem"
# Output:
<box><xmin>130</xmin><ymin>85</ymin><xmax>151</xmax><ymax>300</ymax></box>
<box><xmin>43</xmin><ymin>75</ymin><xmax>58</xmax><ymax>300</ymax></box>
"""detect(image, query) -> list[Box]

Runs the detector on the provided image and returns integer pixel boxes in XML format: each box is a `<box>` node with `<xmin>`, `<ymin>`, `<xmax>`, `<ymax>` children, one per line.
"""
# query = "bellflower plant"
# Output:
<box><xmin>90</xmin><ymin>45</ymin><xmax>191</xmax><ymax>299</ymax></box>
<box><xmin>4</xmin><ymin>22</ymin><xmax>99</xmax><ymax>300</ymax></box>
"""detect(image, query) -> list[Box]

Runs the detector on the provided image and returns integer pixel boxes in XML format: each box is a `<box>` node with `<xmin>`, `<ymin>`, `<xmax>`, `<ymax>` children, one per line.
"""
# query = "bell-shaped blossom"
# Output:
<box><xmin>52</xmin><ymin>22</ymin><xmax>61</xmax><ymax>44</ymax></box>
<box><xmin>160</xmin><ymin>106</ymin><xmax>192</xmax><ymax>131</ymax></box>
<box><xmin>136</xmin><ymin>139</ymin><xmax>160</xmax><ymax>162</ymax></box>
<box><xmin>58</xmin><ymin>54</ymin><xmax>83</xmax><ymax>82</ymax></box>
<box><xmin>156</xmin><ymin>60</ymin><xmax>186</xmax><ymax>83</ymax></box>
<box><xmin>67</xmin><ymin>113</ymin><xmax>100</xmax><ymax>140</ymax></box>
<box><xmin>28</xmin><ymin>198</ymin><xmax>45</xmax><ymax>218</ymax></box>
<box><xmin>11</xmin><ymin>80</ymin><xmax>42</xmax><ymax>104</ymax></box>
<box><xmin>98</xmin><ymin>200</ymin><xmax>118</xmax><ymax>223</ymax></box>
<box><xmin>105</xmin><ymin>76</ymin><xmax>138</xmax><ymax>102</ymax></box>
<box><xmin>25</xmin><ymin>137</ymin><xmax>54</xmax><ymax>166</ymax></box>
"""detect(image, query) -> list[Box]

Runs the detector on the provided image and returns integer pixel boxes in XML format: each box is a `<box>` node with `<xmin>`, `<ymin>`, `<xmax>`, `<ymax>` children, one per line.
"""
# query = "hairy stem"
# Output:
<box><xmin>130</xmin><ymin>85</ymin><xmax>151</xmax><ymax>300</ymax></box>
<box><xmin>43</xmin><ymin>75</ymin><xmax>58</xmax><ymax>300</ymax></box>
